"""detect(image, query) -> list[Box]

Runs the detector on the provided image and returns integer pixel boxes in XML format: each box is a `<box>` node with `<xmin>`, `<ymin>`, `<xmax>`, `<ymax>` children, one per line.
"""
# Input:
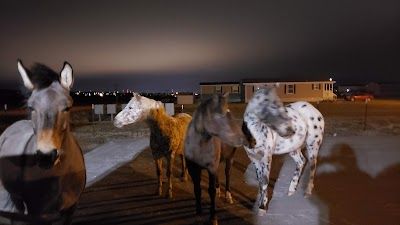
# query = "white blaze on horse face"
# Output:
<box><xmin>114</xmin><ymin>93</ymin><xmax>163</xmax><ymax>128</ymax></box>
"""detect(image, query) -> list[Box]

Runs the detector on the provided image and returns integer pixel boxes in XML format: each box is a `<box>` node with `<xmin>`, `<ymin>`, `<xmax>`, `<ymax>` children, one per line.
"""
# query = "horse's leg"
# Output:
<box><xmin>225</xmin><ymin>157</ymin><xmax>234</xmax><ymax>204</ymax></box>
<box><xmin>61</xmin><ymin>203</ymin><xmax>77</xmax><ymax>225</ymax></box>
<box><xmin>180</xmin><ymin>154</ymin><xmax>188</xmax><ymax>181</ymax></box>
<box><xmin>166</xmin><ymin>153</ymin><xmax>175</xmax><ymax>198</ymax></box>
<box><xmin>215</xmin><ymin>174</ymin><xmax>221</xmax><ymax>198</ymax></box>
<box><xmin>208</xmin><ymin>170</ymin><xmax>218</xmax><ymax>225</ymax></box>
<box><xmin>288</xmin><ymin>149</ymin><xmax>306</xmax><ymax>196</ymax></box>
<box><xmin>305</xmin><ymin>137</ymin><xmax>322</xmax><ymax>196</ymax></box>
<box><xmin>187</xmin><ymin>159</ymin><xmax>202</xmax><ymax>215</ymax></box>
<box><xmin>254</xmin><ymin>153</ymin><xmax>272</xmax><ymax>212</ymax></box>
<box><xmin>154</xmin><ymin>158</ymin><xmax>163</xmax><ymax>196</ymax></box>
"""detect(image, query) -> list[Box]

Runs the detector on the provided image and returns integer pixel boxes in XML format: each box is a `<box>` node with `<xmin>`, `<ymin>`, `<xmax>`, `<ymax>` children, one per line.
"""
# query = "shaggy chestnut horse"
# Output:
<box><xmin>184</xmin><ymin>93</ymin><xmax>247</xmax><ymax>225</ymax></box>
<box><xmin>114</xmin><ymin>93</ymin><xmax>191</xmax><ymax>198</ymax></box>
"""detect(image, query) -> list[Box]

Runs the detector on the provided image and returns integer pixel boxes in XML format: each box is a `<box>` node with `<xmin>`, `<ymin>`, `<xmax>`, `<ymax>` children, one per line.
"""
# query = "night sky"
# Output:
<box><xmin>1</xmin><ymin>1</ymin><xmax>399</xmax><ymax>92</ymax></box>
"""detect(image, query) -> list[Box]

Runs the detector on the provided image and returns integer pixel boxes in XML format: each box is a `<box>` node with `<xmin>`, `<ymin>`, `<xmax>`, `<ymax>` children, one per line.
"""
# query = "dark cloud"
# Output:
<box><xmin>1</xmin><ymin>0</ymin><xmax>399</xmax><ymax>91</ymax></box>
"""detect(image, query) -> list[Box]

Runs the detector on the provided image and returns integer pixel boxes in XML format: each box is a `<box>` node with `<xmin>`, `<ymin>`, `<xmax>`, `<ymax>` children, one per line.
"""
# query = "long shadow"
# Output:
<box><xmin>311</xmin><ymin>143</ymin><xmax>400</xmax><ymax>225</ymax></box>
<box><xmin>73</xmin><ymin>149</ymin><xmax>255</xmax><ymax>225</ymax></box>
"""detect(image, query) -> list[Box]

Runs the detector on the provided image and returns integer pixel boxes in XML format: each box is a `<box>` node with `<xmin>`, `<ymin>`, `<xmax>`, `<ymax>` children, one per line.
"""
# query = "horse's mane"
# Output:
<box><xmin>28</xmin><ymin>63</ymin><xmax>60</xmax><ymax>90</ymax></box>
<box><xmin>192</xmin><ymin>98</ymin><xmax>211</xmax><ymax>134</ymax></box>
<box><xmin>148</xmin><ymin>107</ymin><xmax>190</xmax><ymax>129</ymax></box>
<box><xmin>192</xmin><ymin>95</ymin><xmax>226</xmax><ymax>136</ymax></box>
<box><xmin>147</xmin><ymin>107</ymin><xmax>191</xmax><ymax>151</ymax></box>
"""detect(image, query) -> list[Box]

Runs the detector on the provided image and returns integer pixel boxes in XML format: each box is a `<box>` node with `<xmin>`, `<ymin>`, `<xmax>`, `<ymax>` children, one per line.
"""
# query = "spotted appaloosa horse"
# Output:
<box><xmin>184</xmin><ymin>93</ymin><xmax>247</xmax><ymax>225</ymax></box>
<box><xmin>0</xmin><ymin>60</ymin><xmax>86</xmax><ymax>224</ymax></box>
<box><xmin>242</xmin><ymin>86</ymin><xmax>324</xmax><ymax>212</ymax></box>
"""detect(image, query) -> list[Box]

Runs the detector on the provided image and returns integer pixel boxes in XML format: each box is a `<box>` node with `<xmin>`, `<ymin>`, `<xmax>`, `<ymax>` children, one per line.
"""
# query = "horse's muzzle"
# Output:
<box><xmin>36</xmin><ymin>149</ymin><xmax>60</xmax><ymax>169</ymax></box>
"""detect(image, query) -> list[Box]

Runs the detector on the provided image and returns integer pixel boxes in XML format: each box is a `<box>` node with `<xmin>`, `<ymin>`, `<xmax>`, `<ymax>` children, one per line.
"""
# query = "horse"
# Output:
<box><xmin>114</xmin><ymin>93</ymin><xmax>191</xmax><ymax>198</ymax></box>
<box><xmin>0</xmin><ymin>60</ymin><xmax>86</xmax><ymax>224</ymax></box>
<box><xmin>184</xmin><ymin>93</ymin><xmax>247</xmax><ymax>225</ymax></box>
<box><xmin>242</xmin><ymin>86</ymin><xmax>324</xmax><ymax>213</ymax></box>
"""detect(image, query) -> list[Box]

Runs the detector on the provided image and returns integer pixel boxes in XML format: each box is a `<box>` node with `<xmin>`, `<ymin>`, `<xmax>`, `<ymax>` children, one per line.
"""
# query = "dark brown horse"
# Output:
<box><xmin>0</xmin><ymin>60</ymin><xmax>86</xmax><ymax>225</ymax></box>
<box><xmin>184</xmin><ymin>93</ymin><xmax>247</xmax><ymax>225</ymax></box>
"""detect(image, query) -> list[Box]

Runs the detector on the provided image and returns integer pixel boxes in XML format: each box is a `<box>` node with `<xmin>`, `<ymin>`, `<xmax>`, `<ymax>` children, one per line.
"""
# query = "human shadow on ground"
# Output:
<box><xmin>311</xmin><ymin>143</ymin><xmax>400</xmax><ymax>225</ymax></box>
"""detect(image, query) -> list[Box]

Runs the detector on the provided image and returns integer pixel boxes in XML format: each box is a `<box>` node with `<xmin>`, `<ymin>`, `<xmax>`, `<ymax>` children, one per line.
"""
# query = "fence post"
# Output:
<box><xmin>363</xmin><ymin>99</ymin><xmax>368</xmax><ymax>130</ymax></box>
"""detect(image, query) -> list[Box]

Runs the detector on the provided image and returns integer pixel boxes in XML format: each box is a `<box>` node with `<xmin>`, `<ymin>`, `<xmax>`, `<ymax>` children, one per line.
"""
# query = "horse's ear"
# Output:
<box><xmin>135</xmin><ymin>93</ymin><xmax>141</xmax><ymax>101</ymax></box>
<box><xmin>60</xmin><ymin>62</ymin><xmax>73</xmax><ymax>90</ymax></box>
<box><xmin>17</xmin><ymin>59</ymin><xmax>34</xmax><ymax>90</ymax></box>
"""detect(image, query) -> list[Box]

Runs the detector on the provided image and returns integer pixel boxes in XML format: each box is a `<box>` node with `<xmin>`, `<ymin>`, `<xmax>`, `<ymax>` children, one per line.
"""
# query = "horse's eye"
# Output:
<box><xmin>28</xmin><ymin>106</ymin><xmax>35</xmax><ymax>112</ymax></box>
<box><xmin>129</xmin><ymin>106</ymin><xmax>133</xmax><ymax>109</ymax></box>
<box><xmin>63</xmin><ymin>107</ymin><xmax>71</xmax><ymax>112</ymax></box>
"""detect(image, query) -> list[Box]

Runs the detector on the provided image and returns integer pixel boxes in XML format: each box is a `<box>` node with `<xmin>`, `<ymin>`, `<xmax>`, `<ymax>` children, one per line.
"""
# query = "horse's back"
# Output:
<box><xmin>0</xmin><ymin>120</ymin><xmax>35</xmax><ymax>157</ymax></box>
<box><xmin>287</xmin><ymin>101</ymin><xmax>323</xmax><ymax>120</ymax></box>
<box><xmin>174</xmin><ymin>113</ymin><xmax>192</xmax><ymax>124</ymax></box>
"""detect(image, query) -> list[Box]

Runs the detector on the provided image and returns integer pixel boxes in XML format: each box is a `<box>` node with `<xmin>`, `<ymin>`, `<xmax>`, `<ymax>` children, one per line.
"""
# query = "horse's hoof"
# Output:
<box><xmin>157</xmin><ymin>188</ymin><xmax>163</xmax><ymax>196</ymax></box>
<box><xmin>216</xmin><ymin>187</ymin><xmax>221</xmax><ymax>198</ymax></box>
<box><xmin>167</xmin><ymin>190</ymin><xmax>173</xmax><ymax>199</ymax></box>
<box><xmin>226</xmin><ymin>192</ymin><xmax>234</xmax><ymax>204</ymax></box>
<box><xmin>256</xmin><ymin>208</ymin><xmax>267</xmax><ymax>217</ymax></box>
<box><xmin>194</xmin><ymin>214</ymin><xmax>203</xmax><ymax>224</ymax></box>
<box><xmin>304</xmin><ymin>191</ymin><xmax>312</xmax><ymax>198</ymax></box>
<box><xmin>288</xmin><ymin>190</ymin><xmax>295</xmax><ymax>196</ymax></box>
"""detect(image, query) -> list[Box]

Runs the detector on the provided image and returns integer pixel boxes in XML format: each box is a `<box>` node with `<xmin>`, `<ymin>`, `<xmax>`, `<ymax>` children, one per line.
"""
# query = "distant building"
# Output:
<box><xmin>200</xmin><ymin>79</ymin><xmax>337</xmax><ymax>103</ymax></box>
<box><xmin>177</xmin><ymin>94</ymin><xmax>194</xmax><ymax>105</ymax></box>
<box><xmin>243</xmin><ymin>79</ymin><xmax>337</xmax><ymax>103</ymax></box>
<box><xmin>199</xmin><ymin>82</ymin><xmax>242</xmax><ymax>102</ymax></box>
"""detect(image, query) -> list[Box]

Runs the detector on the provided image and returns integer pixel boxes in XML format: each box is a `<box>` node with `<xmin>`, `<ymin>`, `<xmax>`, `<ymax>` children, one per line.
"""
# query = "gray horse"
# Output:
<box><xmin>184</xmin><ymin>93</ymin><xmax>247</xmax><ymax>225</ymax></box>
<box><xmin>0</xmin><ymin>60</ymin><xmax>86</xmax><ymax>225</ymax></box>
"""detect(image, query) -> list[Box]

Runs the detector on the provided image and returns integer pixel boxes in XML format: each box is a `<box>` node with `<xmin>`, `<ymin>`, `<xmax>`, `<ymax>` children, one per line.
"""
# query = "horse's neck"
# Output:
<box><xmin>146</xmin><ymin>109</ymin><xmax>172</xmax><ymax>134</ymax></box>
<box><xmin>244</xmin><ymin>111</ymin><xmax>262</xmax><ymax>124</ymax></box>
<box><xmin>244</xmin><ymin>112</ymin><xmax>274</xmax><ymax>140</ymax></box>
<box><xmin>144</xmin><ymin>98</ymin><xmax>163</xmax><ymax>110</ymax></box>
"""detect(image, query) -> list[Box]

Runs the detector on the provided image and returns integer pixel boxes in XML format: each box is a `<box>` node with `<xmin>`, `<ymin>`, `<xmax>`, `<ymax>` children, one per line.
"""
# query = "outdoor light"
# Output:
<box><xmin>329</xmin><ymin>78</ymin><xmax>333</xmax><ymax>81</ymax></box>
<box><xmin>346</xmin><ymin>88</ymin><xmax>350</xmax><ymax>92</ymax></box>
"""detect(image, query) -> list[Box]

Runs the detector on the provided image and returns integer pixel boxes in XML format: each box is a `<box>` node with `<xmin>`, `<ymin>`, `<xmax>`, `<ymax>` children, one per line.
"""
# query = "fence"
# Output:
<box><xmin>92</xmin><ymin>103</ymin><xmax>175</xmax><ymax>122</ymax></box>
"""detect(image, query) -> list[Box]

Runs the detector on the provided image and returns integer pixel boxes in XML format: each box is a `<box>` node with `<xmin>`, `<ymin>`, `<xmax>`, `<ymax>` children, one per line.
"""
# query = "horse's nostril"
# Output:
<box><xmin>36</xmin><ymin>149</ymin><xmax>59</xmax><ymax>169</ymax></box>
